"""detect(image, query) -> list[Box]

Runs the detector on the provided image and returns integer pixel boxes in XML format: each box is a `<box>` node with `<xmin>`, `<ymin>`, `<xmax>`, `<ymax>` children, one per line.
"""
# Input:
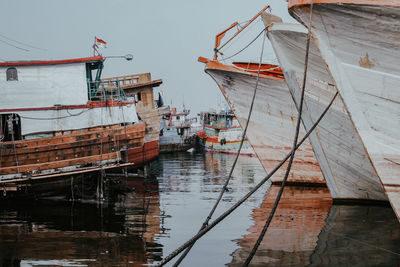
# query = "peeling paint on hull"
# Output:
<box><xmin>267</xmin><ymin>23</ymin><xmax>387</xmax><ymax>201</ymax></box>
<box><xmin>290</xmin><ymin>3</ymin><xmax>400</xmax><ymax>220</ymax></box>
<box><xmin>205</xmin><ymin>64</ymin><xmax>325</xmax><ymax>185</ymax></box>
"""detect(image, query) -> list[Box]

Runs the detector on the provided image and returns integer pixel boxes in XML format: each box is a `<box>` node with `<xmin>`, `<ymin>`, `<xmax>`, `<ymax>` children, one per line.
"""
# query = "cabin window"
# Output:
<box><xmin>6</xmin><ymin>67</ymin><xmax>18</xmax><ymax>81</ymax></box>
<box><xmin>137</xmin><ymin>92</ymin><xmax>142</xmax><ymax>101</ymax></box>
<box><xmin>176</xmin><ymin>116</ymin><xmax>180</xmax><ymax>120</ymax></box>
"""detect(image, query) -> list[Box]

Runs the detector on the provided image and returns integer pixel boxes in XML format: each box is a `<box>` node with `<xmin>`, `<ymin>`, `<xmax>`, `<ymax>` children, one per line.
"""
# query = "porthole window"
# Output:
<box><xmin>6</xmin><ymin>67</ymin><xmax>18</xmax><ymax>81</ymax></box>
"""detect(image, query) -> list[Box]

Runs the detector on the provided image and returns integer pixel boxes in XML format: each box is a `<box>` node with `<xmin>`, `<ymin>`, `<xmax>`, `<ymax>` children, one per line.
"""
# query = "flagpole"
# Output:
<box><xmin>93</xmin><ymin>36</ymin><xmax>96</xmax><ymax>56</ymax></box>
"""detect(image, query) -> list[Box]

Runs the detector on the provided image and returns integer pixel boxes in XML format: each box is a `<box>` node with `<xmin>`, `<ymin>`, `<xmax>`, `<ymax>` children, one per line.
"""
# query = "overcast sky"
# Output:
<box><xmin>1</xmin><ymin>0</ymin><xmax>297</xmax><ymax>115</ymax></box>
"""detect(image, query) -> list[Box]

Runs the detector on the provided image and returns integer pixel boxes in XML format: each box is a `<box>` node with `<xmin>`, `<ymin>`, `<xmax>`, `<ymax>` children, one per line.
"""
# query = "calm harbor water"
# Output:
<box><xmin>0</xmin><ymin>151</ymin><xmax>399</xmax><ymax>266</ymax></box>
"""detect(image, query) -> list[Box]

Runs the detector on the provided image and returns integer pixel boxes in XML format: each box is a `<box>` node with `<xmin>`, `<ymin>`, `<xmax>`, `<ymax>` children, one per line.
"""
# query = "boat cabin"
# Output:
<box><xmin>0</xmin><ymin>56</ymin><xmax>105</xmax><ymax>109</ymax></box>
<box><xmin>200</xmin><ymin>110</ymin><xmax>239</xmax><ymax>129</ymax></box>
<box><xmin>0</xmin><ymin>56</ymin><xmax>138</xmax><ymax>141</ymax></box>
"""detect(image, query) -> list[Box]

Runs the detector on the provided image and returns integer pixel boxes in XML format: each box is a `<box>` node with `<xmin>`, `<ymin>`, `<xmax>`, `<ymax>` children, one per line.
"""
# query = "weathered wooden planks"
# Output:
<box><xmin>267</xmin><ymin>22</ymin><xmax>387</xmax><ymax>201</ymax></box>
<box><xmin>0</xmin><ymin>123</ymin><xmax>146</xmax><ymax>176</ymax></box>
<box><xmin>1</xmin><ymin>152</ymin><xmax>120</xmax><ymax>175</ymax></box>
<box><xmin>204</xmin><ymin>61</ymin><xmax>325</xmax><ymax>185</ymax></box>
<box><xmin>289</xmin><ymin>3</ymin><xmax>400</xmax><ymax>220</ymax></box>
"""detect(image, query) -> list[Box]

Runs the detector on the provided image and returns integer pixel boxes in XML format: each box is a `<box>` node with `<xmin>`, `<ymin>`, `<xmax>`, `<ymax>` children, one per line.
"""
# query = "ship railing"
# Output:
<box><xmin>208</xmin><ymin>121</ymin><xmax>232</xmax><ymax>128</ymax></box>
<box><xmin>101</xmin><ymin>74</ymin><xmax>151</xmax><ymax>89</ymax></box>
<box><xmin>175</xmin><ymin>121</ymin><xmax>191</xmax><ymax>128</ymax></box>
<box><xmin>88</xmin><ymin>80</ymin><xmax>127</xmax><ymax>102</ymax></box>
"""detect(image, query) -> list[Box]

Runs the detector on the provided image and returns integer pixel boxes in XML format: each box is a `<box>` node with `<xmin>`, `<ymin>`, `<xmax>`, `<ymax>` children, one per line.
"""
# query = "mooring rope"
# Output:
<box><xmin>119</xmin><ymin>87</ymin><xmax>130</xmax><ymax>179</ymax></box>
<box><xmin>9</xmin><ymin>116</ymin><xmax>20</xmax><ymax>175</ymax></box>
<box><xmin>172</xmin><ymin>31</ymin><xmax>268</xmax><ymax>267</ymax></box>
<box><xmin>221</xmin><ymin>27</ymin><xmax>267</xmax><ymax>62</ymax></box>
<box><xmin>97</xmin><ymin>89</ymin><xmax>106</xmax><ymax>201</ymax></box>
<box><xmin>220</xmin><ymin>20</ymin><xmax>262</xmax><ymax>59</ymax></box>
<box><xmin>243</xmin><ymin>3</ymin><xmax>315</xmax><ymax>265</ymax></box>
<box><xmin>156</xmin><ymin>89</ymin><xmax>338</xmax><ymax>266</ymax></box>
<box><xmin>19</xmin><ymin>108</ymin><xmax>90</xmax><ymax>120</ymax></box>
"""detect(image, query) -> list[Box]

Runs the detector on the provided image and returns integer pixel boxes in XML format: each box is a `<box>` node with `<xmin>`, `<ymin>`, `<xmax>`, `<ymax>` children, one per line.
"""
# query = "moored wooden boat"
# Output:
<box><xmin>199</xmin><ymin>109</ymin><xmax>254</xmax><ymax>155</ymax></box>
<box><xmin>288</xmin><ymin>0</ymin><xmax>400</xmax><ymax>220</ymax></box>
<box><xmin>0</xmin><ymin>56</ymin><xmax>146</xmax><ymax>197</ymax></box>
<box><xmin>199</xmin><ymin>58</ymin><xmax>324</xmax><ymax>184</ymax></box>
<box><xmin>266</xmin><ymin>22</ymin><xmax>387</xmax><ymax>202</ymax></box>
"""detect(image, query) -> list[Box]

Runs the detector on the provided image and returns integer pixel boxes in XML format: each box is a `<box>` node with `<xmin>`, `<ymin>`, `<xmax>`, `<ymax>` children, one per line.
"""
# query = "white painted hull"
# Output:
<box><xmin>1</xmin><ymin>105</ymin><xmax>139</xmax><ymax>137</ymax></box>
<box><xmin>205</xmin><ymin>65</ymin><xmax>325</xmax><ymax>184</ymax></box>
<box><xmin>267</xmin><ymin>23</ymin><xmax>387</xmax><ymax>201</ymax></box>
<box><xmin>290</xmin><ymin>3</ymin><xmax>400</xmax><ymax>219</ymax></box>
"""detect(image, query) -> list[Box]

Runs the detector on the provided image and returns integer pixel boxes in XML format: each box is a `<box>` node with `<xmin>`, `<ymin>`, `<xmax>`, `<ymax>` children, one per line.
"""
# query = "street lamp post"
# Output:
<box><xmin>104</xmin><ymin>54</ymin><xmax>133</xmax><ymax>61</ymax></box>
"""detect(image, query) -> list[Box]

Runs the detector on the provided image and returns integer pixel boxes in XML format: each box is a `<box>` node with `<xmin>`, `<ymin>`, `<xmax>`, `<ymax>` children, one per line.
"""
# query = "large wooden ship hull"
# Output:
<box><xmin>0</xmin><ymin>121</ymin><xmax>146</xmax><ymax>197</ymax></box>
<box><xmin>0</xmin><ymin>56</ymin><xmax>155</xmax><ymax>198</ymax></box>
<box><xmin>267</xmin><ymin>23</ymin><xmax>387</xmax><ymax>202</ymax></box>
<box><xmin>202</xmin><ymin>60</ymin><xmax>325</xmax><ymax>185</ymax></box>
<box><xmin>288</xmin><ymin>0</ymin><xmax>400</xmax><ymax>220</ymax></box>
<box><xmin>126</xmin><ymin>107</ymin><xmax>160</xmax><ymax>167</ymax></box>
<box><xmin>0</xmin><ymin>101</ymin><xmax>148</xmax><ymax>197</ymax></box>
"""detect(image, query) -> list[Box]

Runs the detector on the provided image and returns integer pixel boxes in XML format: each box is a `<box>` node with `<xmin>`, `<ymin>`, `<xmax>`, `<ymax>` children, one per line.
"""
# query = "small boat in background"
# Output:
<box><xmin>159</xmin><ymin>107</ymin><xmax>195</xmax><ymax>153</ymax></box>
<box><xmin>198</xmin><ymin>109</ymin><xmax>254</xmax><ymax>155</ymax></box>
<box><xmin>0</xmin><ymin>56</ymin><xmax>146</xmax><ymax>198</ymax></box>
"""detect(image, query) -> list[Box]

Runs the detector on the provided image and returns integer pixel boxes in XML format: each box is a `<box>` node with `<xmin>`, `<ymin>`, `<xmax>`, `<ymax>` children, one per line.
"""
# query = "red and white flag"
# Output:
<box><xmin>95</xmin><ymin>37</ymin><xmax>107</xmax><ymax>48</ymax></box>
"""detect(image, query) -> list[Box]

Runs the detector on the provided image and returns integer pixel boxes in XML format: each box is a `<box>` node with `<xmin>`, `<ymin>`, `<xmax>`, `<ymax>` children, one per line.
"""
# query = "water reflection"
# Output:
<box><xmin>309</xmin><ymin>205</ymin><xmax>400</xmax><ymax>266</ymax></box>
<box><xmin>228</xmin><ymin>186</ymin><xmax>332</xmax><ymax>266</ymax></box>
<box><xmin>0</xmin><ymin>151</ymin><xmax>399</xmax><ymax>266</ymax></box>
<box><xmin>0</xmin><ymin>177</ymin><xmax>163</xmax><ymax>266</ymax></box>
<box><xmin>228</xmin><ymin>186</ymin><xmax>400</xmax><ymax>267</ymax></box>
<box><xmin>0</xmin><ymin>151</ymin><xmax>268</xmax><ymax>267</ymax></box>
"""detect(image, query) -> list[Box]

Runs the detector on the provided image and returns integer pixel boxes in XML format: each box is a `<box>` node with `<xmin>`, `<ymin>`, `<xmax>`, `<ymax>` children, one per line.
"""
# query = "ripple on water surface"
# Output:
<box><xmin>0</xmin><ymin>151</ymin><xmax>399</xmax><ymax>266</ymax></box>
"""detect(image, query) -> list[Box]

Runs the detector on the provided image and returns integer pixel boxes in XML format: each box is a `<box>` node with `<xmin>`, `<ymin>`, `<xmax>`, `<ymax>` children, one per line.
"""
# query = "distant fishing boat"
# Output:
<box><xmin>0</xmin><ymin>56</ymin><xmax>146</xmax><ymax>197</ymax></box>
<box><xmin>198</xmin><ymin>109</ymin><xmax>254</xmax><ymax>155</ymax></box>
<box><xmin>159</xmin><ymin>107</ymin><xmax>195</xmax><ymax>153</ymax></box>
<box><xmin>288</xmin><ymin>0</ymin><xmax>400</xmax><ymax>220</ymax></box>
<box><xmin>266</xmin><ymin>22</ymin><xmax>387</xmax><ymax>202</ymax></box>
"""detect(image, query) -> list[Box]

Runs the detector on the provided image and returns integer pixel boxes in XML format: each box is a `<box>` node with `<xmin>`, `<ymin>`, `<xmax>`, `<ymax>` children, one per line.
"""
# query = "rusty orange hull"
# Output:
<box><xmin>0</xmin><ymin>123</ymin><xmax>146</xmax><ymax>178</ymax></box>
<box><xmin>126</xmin><ymin>139</ymin><xmax>159</xmax><ymax>168</ymax></box>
